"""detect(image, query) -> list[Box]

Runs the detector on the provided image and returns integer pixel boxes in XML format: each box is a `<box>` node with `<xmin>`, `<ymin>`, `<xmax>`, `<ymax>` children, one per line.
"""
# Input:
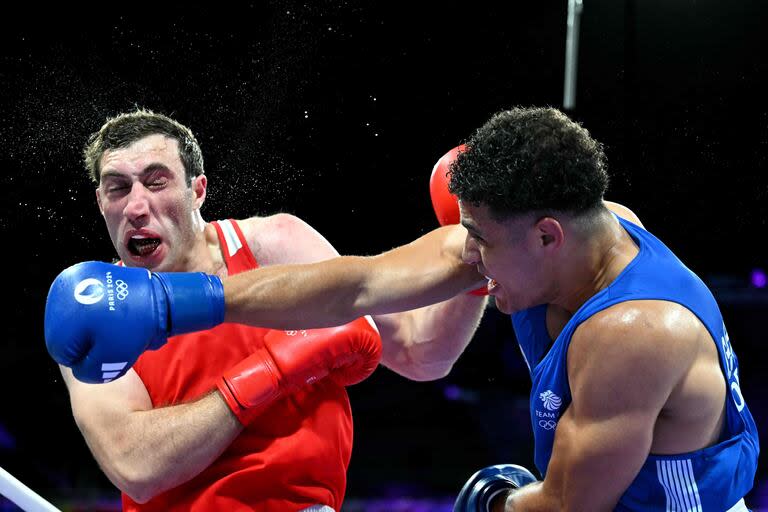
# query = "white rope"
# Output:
<box><xmin>0</xmin><ymin>466</ymin><xmax>60</xmax><ymax>512</ymax></box>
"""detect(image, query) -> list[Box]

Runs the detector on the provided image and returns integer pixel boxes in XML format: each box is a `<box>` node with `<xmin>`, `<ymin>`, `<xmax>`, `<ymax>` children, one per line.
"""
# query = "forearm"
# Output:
<box><xmin>82</xmin><ymin>392</ymin><xmax>242</xmax><ymax>502</ymax></box>
<box><xmin>223</xmin><ymin>226</ymin><xmax>484</xmax><ymax>330</ymax></box>
<box><xmin>380</xmin><ymin>293</ymin><xmax>487</xmax><ymax>380</ymax></box>
<box><xmin>223</xmin><ymin>256</ymin><xmax>370</xmax><ymax>329</ymax></box>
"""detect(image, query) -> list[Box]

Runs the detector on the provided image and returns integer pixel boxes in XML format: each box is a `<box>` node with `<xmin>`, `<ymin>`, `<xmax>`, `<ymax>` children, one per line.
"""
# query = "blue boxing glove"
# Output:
<box><xmin>45</xmin><ymin>261</ymin><xmax>225</xmax><ymax>384</ymax></box>
<box><xmin>453</xmin><ymin>464</ymin><xmax>538</xmax><ymax>512</ymax></box>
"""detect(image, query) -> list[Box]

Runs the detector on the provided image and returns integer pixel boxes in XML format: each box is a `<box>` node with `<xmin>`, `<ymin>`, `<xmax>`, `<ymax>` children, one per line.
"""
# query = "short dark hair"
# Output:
<box><xmin>449</xmin><ymin>107</ymin><xmax>609</xmax><ymax>220</ymax></box>
<box><xmin>84</xmin><ymin>108</ymin><xmax>204</xmax><ymax>184</ymax></box>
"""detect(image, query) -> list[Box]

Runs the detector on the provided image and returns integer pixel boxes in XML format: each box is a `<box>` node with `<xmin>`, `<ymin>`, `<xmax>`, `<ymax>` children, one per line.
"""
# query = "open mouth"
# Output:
<box><xmin>127</xmin><ymin>236</ymin><xmax>162</xmax><ymax>257</ymax></box>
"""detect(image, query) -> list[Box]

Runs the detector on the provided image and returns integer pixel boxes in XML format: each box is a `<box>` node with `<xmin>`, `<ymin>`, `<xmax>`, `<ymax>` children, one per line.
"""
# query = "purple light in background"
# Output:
<box><xmin>443</xmin><ymin>385</ymin><xmax>461</xmax><ymax>401</ymax></box>
<box><xmin>750</xmin><ymin>478</ymin><xmax>768</xmax><ymax>511</ymax></box>
<box><xmin>751</xmin><ymin>268</ymin><xmax>767</xmax><ymax>288</ymax></box>
<box><xmin>0</xmin><ymin>422</ymin><xmax>15</xmax><ymax>450</ymax></box>
<box><xmin>347</xmin><ymin>497</ymin><xmax>454</xmax><ymax>512</ymax></box>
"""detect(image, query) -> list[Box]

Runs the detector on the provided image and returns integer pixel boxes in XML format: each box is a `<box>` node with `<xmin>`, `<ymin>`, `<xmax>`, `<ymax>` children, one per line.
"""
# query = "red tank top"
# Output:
<box><xmin>123</xmin><ymin>219</ymin><xmax>353</xmax><ymax>512</ymax></box>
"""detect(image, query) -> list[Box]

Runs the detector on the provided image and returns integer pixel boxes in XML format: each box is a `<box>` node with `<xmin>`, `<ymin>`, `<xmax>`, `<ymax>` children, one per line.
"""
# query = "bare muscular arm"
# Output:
<box><xmin>61</xmin><ymin>367</ymin><xmax>242</xmax><ymax>503</ymax></box>
<box><xmin>229</xmin><ymin>218</ymin><xmax>487</xmax><ymax>379</ymax></box>
<box><xmin>497</xmin><ymin>302</ymin><xmax>698</xmax><ymax>511</ymax></box>
<box><xmin>223</xmin><ymin>224</ymin><xmax>486</xmax><ymax>329</ymax></box>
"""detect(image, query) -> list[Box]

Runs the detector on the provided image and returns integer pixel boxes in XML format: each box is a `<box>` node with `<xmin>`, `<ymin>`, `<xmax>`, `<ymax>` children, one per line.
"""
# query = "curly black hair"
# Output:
<box><xmin>449</xmin><ymin>107</ymin><xmax>608</xmax><ymax>220</ymax></box>
<box><xmin>84</xmin><ymin>108</ymin><xmax>204</xmax><ymax>184</ymax></box>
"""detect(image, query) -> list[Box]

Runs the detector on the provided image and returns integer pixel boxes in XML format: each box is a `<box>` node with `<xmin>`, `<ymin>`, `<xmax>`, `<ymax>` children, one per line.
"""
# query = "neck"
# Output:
<box><xmin>552</xmin><ymin>212</ymin><xmax>637</xmax><ymax>313</ymax></box>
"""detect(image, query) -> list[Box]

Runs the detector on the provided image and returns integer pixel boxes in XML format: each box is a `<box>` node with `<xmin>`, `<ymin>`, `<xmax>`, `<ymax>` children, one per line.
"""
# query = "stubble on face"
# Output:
<box><xmin>96</xmin><ymin>135</ymin><xmax>201</xmax><ymax>272</ymax></box>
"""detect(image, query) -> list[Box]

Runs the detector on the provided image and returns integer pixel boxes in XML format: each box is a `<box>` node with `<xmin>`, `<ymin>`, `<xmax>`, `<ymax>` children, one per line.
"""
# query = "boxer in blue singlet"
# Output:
<box><xmin>449</xmin><ymin>107</ymin><xmax>758</xmax><ymax>511</ymax></box>
<box><xmin>506</xmin><ymin>213</ymin><xmax>757</xmax><ymax>511</ymax></box>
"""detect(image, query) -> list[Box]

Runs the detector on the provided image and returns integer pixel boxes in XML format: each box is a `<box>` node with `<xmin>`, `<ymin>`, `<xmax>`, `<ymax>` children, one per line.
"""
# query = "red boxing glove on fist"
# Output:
<box><xmin>218</xmin><ymin>316</ymin><xmax>382</xmax><ymax>424</ymax></box>
<box><xmin>430</xmin><ymin>145</ymin><xmax>488</xmax><ymax>296</ymax></box>
<box><xmin>430</xmin><ymin>144</ymin><xmax>465</xmax><ymax>226</ymax></box>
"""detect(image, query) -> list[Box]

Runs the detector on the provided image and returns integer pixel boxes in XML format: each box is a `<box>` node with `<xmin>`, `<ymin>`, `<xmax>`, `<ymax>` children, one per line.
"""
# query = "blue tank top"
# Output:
<box><xmin>511</xmin><ymin>216</ymin><xmax>759</xmax><ymax>511</ymax></box>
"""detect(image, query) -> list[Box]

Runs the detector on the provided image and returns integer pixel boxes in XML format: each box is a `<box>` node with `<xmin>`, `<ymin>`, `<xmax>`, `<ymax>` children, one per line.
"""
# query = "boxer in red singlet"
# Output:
<box><xmin>58</xmin><ymin>109</ymin><xmax>486</xmax><ymax>511</ymax></box>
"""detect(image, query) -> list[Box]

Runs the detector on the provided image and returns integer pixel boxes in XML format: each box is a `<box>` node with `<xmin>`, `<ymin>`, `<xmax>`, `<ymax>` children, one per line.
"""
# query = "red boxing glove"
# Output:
<box><xmin>430</xmin><ymin>144</ymin><xmax>465</xmax><ymax>226</ymax></box>
<box><xmin>217</xmin><ymin>316</ymin><xmax>382</xmax><ymax>424</ymax></box>
<box><xmin>430</xmin><ymin>145</ymin><xmax>488</xmax><ymax>296</ymax></box>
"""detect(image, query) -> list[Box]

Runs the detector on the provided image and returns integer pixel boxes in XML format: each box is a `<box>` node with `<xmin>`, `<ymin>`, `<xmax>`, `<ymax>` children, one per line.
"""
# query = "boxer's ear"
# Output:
<box><xmin>534</xmin><ymin>217</ymin><xmax>564</xmax><ymax>251</ymax></box>
<box><xmin>191</xmin><ymin>174</ymin><xmax>207</xmax><ymax>210</ymax></box>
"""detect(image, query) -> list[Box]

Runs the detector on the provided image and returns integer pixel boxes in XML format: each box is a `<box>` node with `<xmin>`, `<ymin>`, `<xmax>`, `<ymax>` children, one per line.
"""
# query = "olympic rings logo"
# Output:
<box><xmin>538</xmin><ymin>420</ymin><xmax>557</xmax><ymax>431</ymax></box>
<box><xmin>115</xmin><ymin>280</ymin><xmax>129</xmax><ymax>301</ymax></box>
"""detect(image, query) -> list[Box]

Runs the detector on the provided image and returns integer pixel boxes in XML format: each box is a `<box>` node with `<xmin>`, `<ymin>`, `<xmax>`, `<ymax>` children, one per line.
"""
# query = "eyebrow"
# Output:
<box><xmin>100</xmin><ymin>163</ymin><xmax>173</xmax><ymax>181</ymax></box>
<box><xmin>461</xmin><ymin>221</ymin><xmax>484</xmax><ymax>239</ymax></box>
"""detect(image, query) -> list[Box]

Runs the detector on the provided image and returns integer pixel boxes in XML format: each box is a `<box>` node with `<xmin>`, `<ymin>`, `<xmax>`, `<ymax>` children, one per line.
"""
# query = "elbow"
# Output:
<box><xmin>119</xmin><ymin>472</ymin><xmax>163</xmax><ymax>504</ymax></box>
<box><xmin>406</xmin><ymin>370</ymin><xmax>451</xmax><ymax>382</ymax></box>
<box><xmin>380</xmin><ymin>316</ymin><xmax>463</xmax><ymax>381</ymax></box>
<box><xmin>104</xmin><ymin>457</ymin><xmax>164</xmax><ymax>504</ymax></box>
<box><xmin>382</xmin><ymin>338</ymin><xmax>460</xmax><ymax>382</ymax></box>
<box><xmin>408</xmin><ymin>362</ymin><xmax>455</xmax><ymax>381</ymax></box>
<box><xmin>385</xmin><ymin>357</ymin><xmax>456</xmax><ymax>382</ymax></box>
<box><xmin>124</xmin><ymin>488</ymin><xmax>153</xmax><ymax>505</ymax></box>
<box><xmin>72</xmin><ymin>417</ymin><xmax>167</xmax><ymax>503</ymax></box>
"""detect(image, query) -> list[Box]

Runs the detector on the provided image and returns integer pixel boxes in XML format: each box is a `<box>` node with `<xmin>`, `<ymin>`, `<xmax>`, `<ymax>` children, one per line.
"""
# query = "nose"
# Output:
<box><xmin>123</xmin><ymin>183</ymin><xmax>150</xmax><ymax>224</ymax></box>
<box><xmin>462</xmin><ymin>234</ymin><xmax>481</xmax><ymax>265</ymax></box>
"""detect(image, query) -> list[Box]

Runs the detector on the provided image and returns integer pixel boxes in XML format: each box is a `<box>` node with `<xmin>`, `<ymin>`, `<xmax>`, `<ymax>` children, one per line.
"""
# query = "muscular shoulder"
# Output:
<box><xmin>236</xmin><ymin>213</ymin><xmax>339</xmax><ymax>266</ymax></box>
<box><xmin>603</xmin><ymin>200</ymin><xmax>644</xmax><ymax>228</ymax></box>
<box><xmin>573</xmin><ymin>300</ymin><xmax>702</xmax><ymax>368</ymax></box>
<box><xmin>568</xmin><ymin>301</ymin><xmax>701</xmax><ymax>412</ymax></box>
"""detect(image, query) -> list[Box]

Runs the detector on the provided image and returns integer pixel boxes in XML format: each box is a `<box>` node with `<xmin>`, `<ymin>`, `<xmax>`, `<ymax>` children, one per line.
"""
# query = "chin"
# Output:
<box><xmin>495</xmin><ymin>301</ymin><xmax>517</xmax><ymax>315</ymax></box>
<box><xmin>493</xmin><ymin>290</ymin><xmax>530</xmax><ymax>315</ymax></box>
<box><xmin>492</xmin><ymin>294</ymin><xmax>512</xmax><ymax>314</ymax></box>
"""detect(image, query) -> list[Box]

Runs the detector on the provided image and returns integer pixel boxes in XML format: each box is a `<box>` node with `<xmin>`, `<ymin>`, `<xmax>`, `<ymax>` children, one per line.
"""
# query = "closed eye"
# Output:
<box><xmin>471</xmin><ymin>234</ymin><xmax>486</xmax><ymax>246</ymax></box>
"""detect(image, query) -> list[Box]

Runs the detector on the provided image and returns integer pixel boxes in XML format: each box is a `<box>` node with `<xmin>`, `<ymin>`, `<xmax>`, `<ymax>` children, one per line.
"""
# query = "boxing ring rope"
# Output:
<box><xmin>0</xmin><ymin>466</ymin><xmax>60</xmax><ymax>512</ymax></box>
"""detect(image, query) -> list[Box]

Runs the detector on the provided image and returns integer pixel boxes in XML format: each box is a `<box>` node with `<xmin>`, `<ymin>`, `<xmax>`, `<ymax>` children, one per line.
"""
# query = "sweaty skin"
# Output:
<box><xmin>494</xmin><ymin>300</ymin><xmax>725</xmax><ymax>511</ymax></box>
<box><xmin>484</xmin><ymin>205</ymin><xmax>727</xmax><ymax>511</ymax></box>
